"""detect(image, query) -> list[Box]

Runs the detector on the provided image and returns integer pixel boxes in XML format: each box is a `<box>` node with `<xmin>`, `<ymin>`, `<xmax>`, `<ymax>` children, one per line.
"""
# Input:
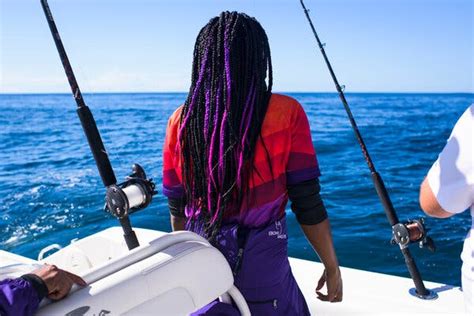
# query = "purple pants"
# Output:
<box><xmin>190</xmin><ymin>216</ymin><xmax>310</xmax><ymax>315</ymax></box>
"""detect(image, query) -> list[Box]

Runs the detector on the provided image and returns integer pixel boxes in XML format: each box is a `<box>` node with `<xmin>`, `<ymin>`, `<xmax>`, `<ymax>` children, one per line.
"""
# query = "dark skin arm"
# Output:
<box><xmin>300</xmin><ymin>218</ymin><xmax>343</xmax><ymax>302</ymax></box>
<box><xmin>170</xmin><ymin>214</ymin><xmax>186</xmax><ymax>231</ymax></box>
<box><xmin>32</xmin><ymin>264</ymin><xmax>86</xmax><ymax>301</ymax></box>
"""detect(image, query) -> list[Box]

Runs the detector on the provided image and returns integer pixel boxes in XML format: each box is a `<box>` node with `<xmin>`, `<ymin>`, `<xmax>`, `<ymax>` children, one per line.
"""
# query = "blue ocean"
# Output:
<box><xmin>1</xmin><ymin>93</ymin><xmax>473</xmax><ymax>287</ymax></box>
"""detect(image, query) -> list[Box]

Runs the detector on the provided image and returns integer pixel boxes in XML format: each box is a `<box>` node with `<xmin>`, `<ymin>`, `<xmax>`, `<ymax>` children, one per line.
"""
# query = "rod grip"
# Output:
<box><xmin>401</xmin><ymin>247</ymin><xmax>429</xmax><ymax>296</ymax></box>
<box><xmin>371</xmin><ymin>172</ymin><xmax>399</xmax><ymax>225</ymax></box>
<box><xmin>77</xmin><ymin>106</ymin><xmax>117</xmax><ymax>187</ymax></box>
<box><xmin>119</xmin><ymin>217</ymin><xmax>140</xmax><ymax>250</ymax></box>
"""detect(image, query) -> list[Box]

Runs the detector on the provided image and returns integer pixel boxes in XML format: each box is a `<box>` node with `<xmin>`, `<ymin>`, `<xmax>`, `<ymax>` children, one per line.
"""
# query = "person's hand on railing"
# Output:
<box><xmin>32</xmin><ymin>264</ymin><xmax>87</xmax><ymax>300</ymax></box>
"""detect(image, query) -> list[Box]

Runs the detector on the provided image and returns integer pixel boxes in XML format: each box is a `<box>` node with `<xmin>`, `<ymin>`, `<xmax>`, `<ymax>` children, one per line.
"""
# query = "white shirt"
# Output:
<box><xmin>427</xmin><ymin>104</ymin><xmax>474</xmax><ymax>280</ymax></box>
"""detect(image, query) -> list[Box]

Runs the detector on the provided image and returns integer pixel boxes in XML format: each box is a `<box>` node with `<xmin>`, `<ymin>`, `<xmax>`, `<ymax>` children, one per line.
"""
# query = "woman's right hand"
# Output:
<box><xmin>300</xmin><ymin>219</ymin><xmax>343</xmax><ymax>302</ymax></box>
<box><xmin>316</xmin><ymin>267</ymin><xmax>343</xmax><ymax>302</ymax></box>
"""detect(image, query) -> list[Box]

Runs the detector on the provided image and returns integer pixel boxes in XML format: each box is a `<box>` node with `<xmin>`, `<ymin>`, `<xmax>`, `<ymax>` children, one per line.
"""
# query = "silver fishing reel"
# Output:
<box><xmin>105</xmin><ymin>164</ymin><xmax>156</xmax><ymax>219</ymax></box>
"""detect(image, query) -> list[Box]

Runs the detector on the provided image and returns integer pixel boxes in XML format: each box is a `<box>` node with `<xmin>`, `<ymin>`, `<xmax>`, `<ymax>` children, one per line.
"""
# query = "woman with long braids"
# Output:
<box><xmin>163</xmin><ymin>12</ymin><xmax>342</xmax><ymax>315</ymax></box>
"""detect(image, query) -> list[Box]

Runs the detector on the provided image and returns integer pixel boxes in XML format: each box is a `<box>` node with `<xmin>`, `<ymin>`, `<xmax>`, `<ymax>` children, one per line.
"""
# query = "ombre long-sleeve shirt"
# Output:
<box><xmin>162</xmin><ymin>93</ymin><xmax>320</xmax><ymax>228</ymax></box>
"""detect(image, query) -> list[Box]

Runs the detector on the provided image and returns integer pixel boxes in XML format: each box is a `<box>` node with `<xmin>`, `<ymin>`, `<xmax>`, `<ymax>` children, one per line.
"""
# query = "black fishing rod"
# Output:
<box><xmin>40</xmin><ymin>0</ymin><xmax>156</xmax><ymax>250</ymax></box>
<box><xmin>299</xmin><ymin>0</ymin><xmax>437</xmax><ymax>299</ymax></box>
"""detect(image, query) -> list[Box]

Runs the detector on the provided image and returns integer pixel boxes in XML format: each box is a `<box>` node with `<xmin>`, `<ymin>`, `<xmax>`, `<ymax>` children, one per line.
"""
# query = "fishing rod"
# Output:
<box><xmin>40</xmin><ymin>0</ymin><xmax>156</xmax><ymax>250</ymax></box>
<box><xmin>298</xmin><ymin>0</ymin><xmax>437</xmax><ymax>299</ymax></box>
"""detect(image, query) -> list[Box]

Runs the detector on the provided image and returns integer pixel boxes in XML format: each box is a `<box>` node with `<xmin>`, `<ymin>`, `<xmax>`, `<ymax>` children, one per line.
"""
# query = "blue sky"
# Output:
<box><xmin>1</xmin><ymin>0</ymin><xmax>472</xmax><ymax>93</ymax></box>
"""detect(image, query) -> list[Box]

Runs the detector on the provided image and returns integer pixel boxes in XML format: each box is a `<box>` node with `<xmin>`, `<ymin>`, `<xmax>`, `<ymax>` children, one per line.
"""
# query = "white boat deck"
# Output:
<box><xmin>1</xmin><ymin>227</ymin><xmax>467</xmax><ymax>315</ymax></box>
<box><xmin>290</xmin><ymin>257</ymin><xmax>465</xmax><ymax>315</ymax></box>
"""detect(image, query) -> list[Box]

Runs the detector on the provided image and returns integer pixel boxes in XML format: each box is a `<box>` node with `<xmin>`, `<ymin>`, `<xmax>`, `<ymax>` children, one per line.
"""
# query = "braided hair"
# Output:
<box><xmin>179</xmin><ymin>11</ymin><xmax>273</xmax><ymax>239</ymax></box>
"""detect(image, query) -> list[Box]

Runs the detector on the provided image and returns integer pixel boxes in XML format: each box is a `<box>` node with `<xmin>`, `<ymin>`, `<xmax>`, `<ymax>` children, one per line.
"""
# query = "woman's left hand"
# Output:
<box><xmin>315</xmin><ymin>267</ymin><xmax>343</xmax><ymax>302</ymax></box>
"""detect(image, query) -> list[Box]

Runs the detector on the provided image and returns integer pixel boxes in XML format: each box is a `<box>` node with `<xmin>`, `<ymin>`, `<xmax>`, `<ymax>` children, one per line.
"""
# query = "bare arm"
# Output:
<box><xmin>419</xmin><ymin>178</ymin><xmax>455</xmax><ymax>218</ymax></box>
<box><xmin>300</xmin><ymin>218</ymin><xmax>342</xmax><ymax>302</ymax></box>
<box><xmin>300</xmin><ymin>219</ymin><xmax>339</xmax><ymax>271</ymax></box>
<box><xmin>32</xmin><ymin>264</ymin><xmax>87</xmax><ymax>300</ymax></box>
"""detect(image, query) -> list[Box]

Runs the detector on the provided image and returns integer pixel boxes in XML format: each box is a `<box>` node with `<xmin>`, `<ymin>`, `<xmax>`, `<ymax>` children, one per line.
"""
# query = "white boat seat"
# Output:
<box><xmin>38</xmin><ymin>239</ymin><xmax>237</xmax><ymax>315</ymax></box>
<box><xmin>41</xmin><ymin>228</ymin><xmax>210</xmax><ymax>284</ymax></box>
<box><xmin>25</xmin><ymin>227</ymin><xmax>248</xmax><ymax>315</ymax></box>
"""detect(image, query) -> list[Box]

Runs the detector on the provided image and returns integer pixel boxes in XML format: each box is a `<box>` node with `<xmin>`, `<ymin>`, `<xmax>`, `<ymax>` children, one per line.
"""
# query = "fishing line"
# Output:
<box><xmin>298</xmin><ymin>0</ymin><xmax>437</xmax><ymax>299</ymax></box>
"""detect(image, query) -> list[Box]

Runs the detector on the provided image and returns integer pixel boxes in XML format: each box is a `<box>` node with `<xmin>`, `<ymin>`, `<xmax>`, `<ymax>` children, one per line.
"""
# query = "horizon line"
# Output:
<box><xmin>1</xmin><ymin>91</ymin><xmax>473</xmax><ymax>95</ymax></box>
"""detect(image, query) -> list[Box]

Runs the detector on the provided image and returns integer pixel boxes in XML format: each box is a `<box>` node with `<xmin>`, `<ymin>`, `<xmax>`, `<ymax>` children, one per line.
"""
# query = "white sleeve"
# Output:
<box><xmin>427</xmin><ymin>105</ymin><xmax>474</xmax><ymax>214</ymax></box>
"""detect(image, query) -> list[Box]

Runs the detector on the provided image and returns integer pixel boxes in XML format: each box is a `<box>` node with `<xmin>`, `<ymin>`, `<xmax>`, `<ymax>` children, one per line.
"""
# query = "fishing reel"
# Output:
<box><xmin>391</xmin><ymin>218</ymin><xmax>436</xmax><ymax>252</ymax></box>
<box><xmin>105</xmin><ymin>164</ymin><xmax>157</xmax><ymax>219</ymax></box>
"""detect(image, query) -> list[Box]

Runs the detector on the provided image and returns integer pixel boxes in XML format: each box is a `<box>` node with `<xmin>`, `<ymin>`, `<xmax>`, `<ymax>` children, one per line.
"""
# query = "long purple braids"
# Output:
<box><xmin>179</xmin><ymin>12</ymin><xmax>273</xmax><ymax>238</ymax></box>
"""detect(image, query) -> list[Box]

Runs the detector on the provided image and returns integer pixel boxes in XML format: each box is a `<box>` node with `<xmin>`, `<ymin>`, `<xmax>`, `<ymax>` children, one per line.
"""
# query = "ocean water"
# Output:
<box><xmin>0</xmin><ymin>92</ymin><xmax>473</xmax><ymax>287</ymax></box>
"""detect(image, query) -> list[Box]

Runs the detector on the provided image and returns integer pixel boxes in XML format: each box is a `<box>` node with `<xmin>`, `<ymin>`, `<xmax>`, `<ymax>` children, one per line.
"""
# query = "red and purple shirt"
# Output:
<box><xmin>163</xmin><ymin>93</ymin><xmax>320</xmax><ymax>228</ymax></box>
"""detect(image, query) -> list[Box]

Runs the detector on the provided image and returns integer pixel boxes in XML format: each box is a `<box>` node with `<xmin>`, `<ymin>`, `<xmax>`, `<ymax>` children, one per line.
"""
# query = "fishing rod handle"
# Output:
<box><xmin>120</xmin><ymin>217</ymin><xmax>140</xmax><ymax>250</ymax></box>
<box><xmin>77</xmin><ymin>106</ymin><xmax>117</xmax><ymax>187</ymax></box>
<box><xmin>401</xmin><ymin>247</ymin><xmax>429</xmax><ymax>296</ymax></box>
